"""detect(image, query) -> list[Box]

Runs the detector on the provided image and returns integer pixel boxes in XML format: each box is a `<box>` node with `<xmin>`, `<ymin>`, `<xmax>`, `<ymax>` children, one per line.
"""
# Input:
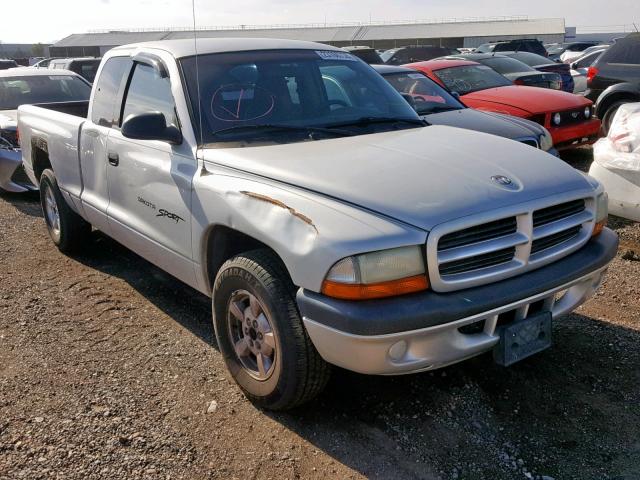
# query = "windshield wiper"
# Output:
<box><xmin>326</xmin><ymin>116</ymin><xmax>427</xmax><ymax>128</ymax></box>
<box><xmin>211</xmin><ymin>123</ymin><xmax>355</xmax><ymax>139</ymax></box>
<box><xmin>417</xmin><ymin>105</ymin><xmax>461</xmax><ymax>114</ymax></box>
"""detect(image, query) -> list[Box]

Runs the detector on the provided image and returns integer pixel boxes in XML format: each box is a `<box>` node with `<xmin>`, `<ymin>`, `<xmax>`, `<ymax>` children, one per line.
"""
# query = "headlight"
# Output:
<box><xmin>593</xmin><ymin>192</ymin><xmax>608</xmax><ymax>237</ymax></box>
<box><xmin>553</xmin><ymin>113</ymin><xmax>562</xmax><ymax>126</ymax></box>
<box><xmin>321</xmin><ymin>245</ymin><xmax>429</xmax><ymax>300</ymax></box>
<box><xmin>539</xmin><ymin>127</ymin><xmax>554</xmax><ymax>152</ymax></box>
<box><xmin>584</xmin><ymin>106</ymin><xmax>591</xmax><ymax>119</ymax></box>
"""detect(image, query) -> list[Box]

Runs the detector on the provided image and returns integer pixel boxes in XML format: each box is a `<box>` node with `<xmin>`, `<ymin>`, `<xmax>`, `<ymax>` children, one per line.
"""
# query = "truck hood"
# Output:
<box><xmin>464</xmin><ymin>85</ymin><xmax>591</xmax><ymax>115</ymax></box>
<box><xmin>424</xmin><ymin>108</ymin><xmax>545</xmax><ymax>139</ymax></box>
<box><xmin>0</xmin><ymin>110</ymin><xmax>17</xmax><ymax>129</ymax></box>
<box><xmin>202</xmin><ymin>125</ymin><xmax>593</xmax><ymax>231</ymax></box>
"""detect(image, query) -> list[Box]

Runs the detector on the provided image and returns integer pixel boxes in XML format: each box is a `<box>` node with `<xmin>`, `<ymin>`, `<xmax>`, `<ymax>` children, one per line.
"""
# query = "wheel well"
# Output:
<box><xmin>598</xmin><ymin>92</ymin><xmax>639</xmax><ymax>118</ymax></box>
<box><xmin>31</xmin><ymin>141</ymin><xmax>52</xmax><ymax>182</ymax></box>
<box><xmin>205</xmin><ymin>226</ymin><xmax>289</xmax><ymax>290</ymax></box>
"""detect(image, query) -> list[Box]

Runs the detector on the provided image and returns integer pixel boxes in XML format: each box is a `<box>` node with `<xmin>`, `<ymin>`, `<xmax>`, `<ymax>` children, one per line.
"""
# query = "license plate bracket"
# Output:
<box><xmin>493</xmin><ymin>312</ymin><xmax>552</xmax><ymax>366</ymax></box>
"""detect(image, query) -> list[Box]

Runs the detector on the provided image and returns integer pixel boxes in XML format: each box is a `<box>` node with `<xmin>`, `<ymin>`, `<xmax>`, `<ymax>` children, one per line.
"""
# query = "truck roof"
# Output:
<box><xmin>111</xmin><ymin>38</ymin><xmax>344</xmax><ymax>59</ymax></box>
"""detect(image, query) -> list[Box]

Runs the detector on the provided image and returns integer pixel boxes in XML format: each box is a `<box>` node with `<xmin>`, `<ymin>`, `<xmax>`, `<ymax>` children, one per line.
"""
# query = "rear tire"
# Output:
<box><xmin>601</xmin><ymin>100</ymin><xmax>627</xmax><ymax>136</ymax></box>
<box><xmin>39</xmin><ymin>169</ymin><xmax>91</xmax><ymax>253</ymax></box>
<box><xmin>212</xmin><ymin>249</ymin><xmax>330</xmax><ymax>410</ymax></box>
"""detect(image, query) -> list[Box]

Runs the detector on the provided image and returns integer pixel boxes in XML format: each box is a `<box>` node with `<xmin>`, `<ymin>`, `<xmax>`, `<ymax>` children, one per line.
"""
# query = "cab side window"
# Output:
<box><xmin>121</xmin><ymin>63</ymin><xmax>177</xmax><ymax>127</ymax></box>
<box><xmin>91</xmin><ymin>56</ymin><xmax>132</xmax><ymax>128</ymax></box>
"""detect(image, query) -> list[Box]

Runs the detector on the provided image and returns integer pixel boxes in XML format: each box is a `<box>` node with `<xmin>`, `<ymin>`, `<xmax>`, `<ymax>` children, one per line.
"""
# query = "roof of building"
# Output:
<box><xmin>52</xmin><ymin>18</ymin><xmax>566</xmax><ymax>48</ymax></box>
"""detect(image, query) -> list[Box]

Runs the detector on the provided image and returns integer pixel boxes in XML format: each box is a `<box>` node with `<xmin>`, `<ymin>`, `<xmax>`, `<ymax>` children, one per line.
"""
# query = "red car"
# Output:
<box><xmin>405</xmin><ymin>59</ymin><xmax>601</xmax><ymax>150</ymax></box>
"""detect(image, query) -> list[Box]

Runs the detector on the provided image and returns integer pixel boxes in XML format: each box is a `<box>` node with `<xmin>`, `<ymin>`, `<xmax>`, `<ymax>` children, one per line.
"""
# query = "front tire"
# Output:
<box><xmin>212</xmin><ymin>249</ymin><xmax>330</xmax><ymax>410</ymax></box>
<box><xmin>39</xmin><ymin>169</ymin><xmax>91</xmax><ymax>253</ymax></box>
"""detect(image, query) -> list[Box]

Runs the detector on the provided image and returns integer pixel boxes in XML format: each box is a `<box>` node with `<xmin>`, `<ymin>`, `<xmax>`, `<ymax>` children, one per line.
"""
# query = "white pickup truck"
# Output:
<box><xmin>18</xmin><ymin>39</ymin><xmax>618</xmax><ymax>410</ymax></box>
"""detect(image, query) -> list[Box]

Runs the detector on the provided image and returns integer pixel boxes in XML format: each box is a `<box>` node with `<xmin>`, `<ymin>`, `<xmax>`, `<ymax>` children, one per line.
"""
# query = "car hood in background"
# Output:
<box><xmin>0</xmin><ymin>110</ymin><xmax>17</xmax><ymax>129</ymax></box>
<box><xmin>423</xmin><ymin>108</ymin><xmax>545</xmax><ymax>140</ymax></box>
<box><xmin>464</xmin><ymin>85</ymin><xmax>590</xmax><ymax>114</ymax></box>
<box><xmin>202</xmin><ymin>126</ymin><xmax>592</xmax><ymax>231</ymax></box>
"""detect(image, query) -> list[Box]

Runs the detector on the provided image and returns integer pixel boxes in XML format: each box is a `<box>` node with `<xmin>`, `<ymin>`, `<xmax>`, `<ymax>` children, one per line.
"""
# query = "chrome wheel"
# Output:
<box><xmin>227</xmin><ymin>289</ymin><xmax>277</xmax><ymax>381</ymax></box>
<box><xmin>44</xmin><ymin>184</ymin><xmax>60</xmax><ymax>237</ymax></box>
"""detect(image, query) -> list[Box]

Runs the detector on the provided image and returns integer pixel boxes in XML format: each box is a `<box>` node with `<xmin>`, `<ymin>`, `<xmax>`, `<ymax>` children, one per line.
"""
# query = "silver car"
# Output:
<box><xmin>0</xmin><ymin>68</ymin><xmax>91</xmax><ymax>192</ymax></box>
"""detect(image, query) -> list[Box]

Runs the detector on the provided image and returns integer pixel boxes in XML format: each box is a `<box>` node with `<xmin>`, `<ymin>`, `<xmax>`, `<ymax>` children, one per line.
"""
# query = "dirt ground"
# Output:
<box><xmin>1</xmin><ymin>149</ymin><xmax>639</xmax><ymax>480</ymax></box>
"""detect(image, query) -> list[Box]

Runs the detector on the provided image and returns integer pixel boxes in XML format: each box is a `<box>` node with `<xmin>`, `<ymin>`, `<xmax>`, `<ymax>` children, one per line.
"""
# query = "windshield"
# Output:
<box><xmin>433</xmin><ymin>65</ymin><xmax>512</xmax><ymax>95</ymax></box>
<box><xmin>180</xmin><ymin>49</ymin><xmax>420</xmax><ymax>144</ymax></box>
<box><xmin>506</xmin><ymin>52</ymin><xmax>551</xmax><ymax>67</ymax></box>
<box><xmin>0</xmin><ymin>75</ymin><xmax>91</xmax><ymax>110</ymax></box>
<box><xmin>382</xmin><ymin>71</ymin><xmax>465</xmax><ymax>115</ymax></box>
<box><xmin>380</xmin><ymin>49</ymin><xmax>398</xmax><ymax>63</ymax></box>
<box><xmin>481</xmin><ymin>57</ymin><xmax>535</xmax><ymax>74</ymax></box>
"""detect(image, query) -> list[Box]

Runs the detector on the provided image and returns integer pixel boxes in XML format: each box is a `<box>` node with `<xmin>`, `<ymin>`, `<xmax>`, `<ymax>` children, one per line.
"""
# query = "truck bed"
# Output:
<box><xmin>32</xmin><ymin>100</ymin><xmax>89</xmax><ymax>118</ymax></box>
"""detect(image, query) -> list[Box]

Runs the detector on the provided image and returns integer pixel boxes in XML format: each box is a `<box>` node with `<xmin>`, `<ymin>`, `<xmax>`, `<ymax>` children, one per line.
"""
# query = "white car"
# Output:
<box><xmin>589</xmin><ymin>103</ymin><xmax>640</xmax><ymax>222</ymax></box>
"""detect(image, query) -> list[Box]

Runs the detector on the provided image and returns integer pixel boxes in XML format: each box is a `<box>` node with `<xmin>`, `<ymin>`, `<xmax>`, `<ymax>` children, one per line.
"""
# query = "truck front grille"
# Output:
<box><xmin>428</xmin><ymin>195</ymin><xmax>596</xmax><ymax>292</ymax></box>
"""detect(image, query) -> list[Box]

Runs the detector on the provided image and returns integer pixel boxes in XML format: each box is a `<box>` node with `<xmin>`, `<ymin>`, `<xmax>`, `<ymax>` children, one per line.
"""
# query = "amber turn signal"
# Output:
<box><xmin>321</xmin><ymin>275</ymin><xmax>429</xmax><ymax>301</ymax></box>
<box><xmin>592</xmin><ymin>220</ymin><xmax>606</xmax><ymax>237</ymax></box>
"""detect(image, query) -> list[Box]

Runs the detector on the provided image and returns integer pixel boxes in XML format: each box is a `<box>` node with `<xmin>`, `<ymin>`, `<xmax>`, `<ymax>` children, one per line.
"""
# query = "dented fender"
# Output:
<box><xmin>191</xmin><ymin>163</ymin><xmax>427</xmax><ymax>294</ymax></box>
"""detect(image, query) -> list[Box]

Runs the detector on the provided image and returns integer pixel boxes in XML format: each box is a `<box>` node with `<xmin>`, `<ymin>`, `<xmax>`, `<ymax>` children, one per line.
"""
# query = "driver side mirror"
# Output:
<box><xmin>121</xmin><ymin>112</ymin><xmax>182</xmax><ymax>145</ymax></box>
<box><xmin>451</xmin><ymin>91</ymin><xmax>461</xmax><ymax>100</ymax></box>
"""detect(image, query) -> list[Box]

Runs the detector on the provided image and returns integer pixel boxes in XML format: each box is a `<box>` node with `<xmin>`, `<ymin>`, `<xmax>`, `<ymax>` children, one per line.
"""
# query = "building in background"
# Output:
<box><xmin>50</xmin><ymin>16</ymin><xmax>566</xmax><ymax>57</ymax></box>
<box><xmin>0</xmin><ymin>43</ymin><xmax>50</xmax><ymax>61</ymax></box>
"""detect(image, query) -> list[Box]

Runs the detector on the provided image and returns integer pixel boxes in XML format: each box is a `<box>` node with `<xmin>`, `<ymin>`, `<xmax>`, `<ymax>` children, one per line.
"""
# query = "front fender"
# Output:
<box><xmin>191</xmin><ymin>164</ymin><xmax>427</xmax><ymax>293</ymax></box>
<box><xmin>595</xmin><ymin>83</ymin><xmax>640</xmax><ymax>117</ymax></box>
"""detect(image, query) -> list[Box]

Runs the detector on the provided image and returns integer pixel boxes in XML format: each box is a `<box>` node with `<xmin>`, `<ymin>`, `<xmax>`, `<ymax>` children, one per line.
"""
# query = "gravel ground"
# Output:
<box><xmin>1</xmin><ymin>149</ymin><xmax>639</xmax><ymax>480</ymax></box>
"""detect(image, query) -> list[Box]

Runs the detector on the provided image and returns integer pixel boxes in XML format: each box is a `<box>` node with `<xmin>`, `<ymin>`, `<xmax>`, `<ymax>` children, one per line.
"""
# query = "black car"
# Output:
<box><xmin>372</xmin><ymin>64</ymin><xmax>556</xmax><ymax>154</ymax></box>
<box><xmin>475</xmin><ymin>39</ymin><xmax>547</xmax><ymax>57</ymax></box>
<box><xmin>497</xmin><ymin>51</ymin><xmax>574</xmax><ymax>93</ymax></box>
<box><xmin>0</xmin><ymin>60</ymin><xmax>18</xmax><ymax>70</ymax></box>
<box><xmin>342</xmin><ymin>46</ymin><xmax>383</xmax><ymax>64</ymax></box>
<box><xmin>587</xmin><ymin>33</ymin><xmax>640</xmax><ymax>133</ymax></box>
<box><xmin>381</xmin><ymin>46</ymin><xmax>459</xmax><ymax>65</ymax></box>
<box><xmin>441</xmin><ymin>53</ymin><xmax>562</xmax><ymax>90</ymax></box>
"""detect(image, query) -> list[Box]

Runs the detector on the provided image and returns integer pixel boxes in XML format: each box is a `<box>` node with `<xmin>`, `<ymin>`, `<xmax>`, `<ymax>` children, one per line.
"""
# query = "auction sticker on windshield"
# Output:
<box><xmin>315</xmin><ymin>51</ymin><xmax>358</xmax><ymax>62</ymax></box>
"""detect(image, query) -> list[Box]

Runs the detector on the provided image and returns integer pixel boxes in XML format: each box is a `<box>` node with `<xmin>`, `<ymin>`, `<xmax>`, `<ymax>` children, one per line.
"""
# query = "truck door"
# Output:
<box><xmin>80</xmin><ymin>56</ymin><xmax>132</xmax><ymax>234</ymax></box>
<box><xmin>105</xmin><ymin>60</ymin><xmax>197</xmax><ymax>286</ymax></box>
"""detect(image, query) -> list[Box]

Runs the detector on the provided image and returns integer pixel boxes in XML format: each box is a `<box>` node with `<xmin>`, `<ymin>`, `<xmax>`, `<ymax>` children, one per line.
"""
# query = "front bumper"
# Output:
<box><xmin>297</xmin><ymin>228</ymin><xmax>618</xmax><ymax>375</ymax></box>
<box><xmin>548</xmin><ymin>118</ymin><xmax>601</xmax><ymax>150</ymax></box>
<box><xmin>0</xmin><ymin>149</ymin><xmax>35</xmax><ymax>193</ymax></box>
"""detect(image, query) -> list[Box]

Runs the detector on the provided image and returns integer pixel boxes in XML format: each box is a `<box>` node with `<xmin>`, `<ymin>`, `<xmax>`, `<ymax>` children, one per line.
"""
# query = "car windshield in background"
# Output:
<box><xmin>0</xmin><ymin>75</ymin><xmax>91</xmax><ymax>110</ymax></box>
<box><xmin>500</xmin><ymin>52</ymin><xmax>552</xmax><ymax>67</ymax></box>
<box><xmin>433</xmin><ymin>65</ymin><xmax>512</xmax><ymax>95</ymax></box>
<box><xmin>380</xmin><ymin>49</ymin><xmax>398</xmax><ymax>63</ymax></box>
<box><xmin>382</xmin><ymin>71</ymin><xmax>465</xmax><ymax>115</ymax></box>
<box><xmin>481</xmin><ymin>57</ymin><xmax>536</xmax><ymax>74</ymax></box>
<box><xmin>180</xmin><ymin>49</ymin><xmax>421</xmax><ymax>144</ymax></box>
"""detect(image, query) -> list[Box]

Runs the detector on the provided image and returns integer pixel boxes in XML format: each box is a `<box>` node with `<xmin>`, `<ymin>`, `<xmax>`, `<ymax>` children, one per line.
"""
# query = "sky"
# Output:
<box><xmin>2</xmin><ymin>0</ymin><xmax>639</xmax><ymax>44</ymax></box>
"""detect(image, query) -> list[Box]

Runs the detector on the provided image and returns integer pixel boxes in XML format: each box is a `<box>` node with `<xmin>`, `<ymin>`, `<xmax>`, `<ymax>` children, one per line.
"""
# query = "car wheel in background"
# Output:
<box><xmin>601</xmin><ymin>100</ymin><xmax>627</xmax><ymax>135</ymax></box>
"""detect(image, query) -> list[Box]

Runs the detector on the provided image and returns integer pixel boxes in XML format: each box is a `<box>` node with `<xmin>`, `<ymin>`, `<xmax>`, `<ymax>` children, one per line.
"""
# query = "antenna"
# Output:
<box><xmin>191</xmin><ymin>0</ymin><xmax>204</xmax><ymax>149</ymax></box>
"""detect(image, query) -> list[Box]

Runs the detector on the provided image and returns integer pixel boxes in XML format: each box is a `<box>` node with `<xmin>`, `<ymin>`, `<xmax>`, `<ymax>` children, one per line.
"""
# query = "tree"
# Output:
<box><xmin>32</xmin><ymin>43</ymin><xmax>45</xmax><ymax>56</ymax></box>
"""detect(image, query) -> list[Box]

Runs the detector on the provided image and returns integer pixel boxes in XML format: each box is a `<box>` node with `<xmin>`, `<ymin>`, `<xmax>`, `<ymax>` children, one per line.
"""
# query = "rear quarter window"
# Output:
<box><xmin>601</xmin><ymin>40</ymin><xmax>640</xmax><ymax>65</ymax></box>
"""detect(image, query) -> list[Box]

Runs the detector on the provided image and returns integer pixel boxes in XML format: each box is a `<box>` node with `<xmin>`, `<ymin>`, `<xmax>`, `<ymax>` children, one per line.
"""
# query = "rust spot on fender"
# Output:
<box><xmin>240</xmin><ymin>191</ymin><xmax>318</xmax><ymax>232</ymax></box>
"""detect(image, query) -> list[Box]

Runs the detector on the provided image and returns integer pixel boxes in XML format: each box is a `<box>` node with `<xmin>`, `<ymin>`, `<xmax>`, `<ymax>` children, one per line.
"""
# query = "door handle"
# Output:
<box><xmin>107</xmin><ymin>152</ymin><xmax>119</xmax><ymax>166</ymax></box>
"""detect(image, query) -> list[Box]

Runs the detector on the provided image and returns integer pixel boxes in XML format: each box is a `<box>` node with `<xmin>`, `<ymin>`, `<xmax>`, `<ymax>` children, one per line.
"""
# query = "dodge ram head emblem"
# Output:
<box><xmin>491</xmin><ymin>175</ymin><xmax>513</xmax><ymax>186</ymax></box>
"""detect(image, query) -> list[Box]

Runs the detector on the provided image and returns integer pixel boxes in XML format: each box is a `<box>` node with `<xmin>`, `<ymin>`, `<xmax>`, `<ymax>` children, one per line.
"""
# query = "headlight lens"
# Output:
<box><xmin>593</xmin><ymin>192</ymin><xmax>608</xmax><ymax>237</ymax></box>
<box><xmin>553</xmin><ymin>112</ymin><xmax>562</xmax><ymax>126</ymax></box>
<box><xmin>584</xmin><ymin>106</ymin><xmax>591</xmax><ymax>119</ymax></box>
<box><xmin>539</xmin><ymin>127</ymin><xmax>554</xmax><ymax>152</ymax></box>
<box><xmin>322</xmin><ymin>246</ymin><xmax>429</xmax><ymax>300</ymax></box>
